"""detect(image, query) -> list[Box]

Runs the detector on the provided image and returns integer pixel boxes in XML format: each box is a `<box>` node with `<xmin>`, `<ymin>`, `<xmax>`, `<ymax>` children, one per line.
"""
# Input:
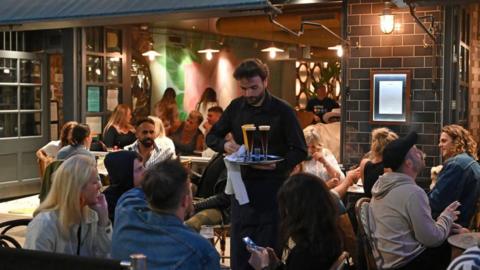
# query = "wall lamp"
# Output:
<box><xmin>380</xmin><ymin>2</ymin><xmax>395</xmax><ymax>34</ymax></box>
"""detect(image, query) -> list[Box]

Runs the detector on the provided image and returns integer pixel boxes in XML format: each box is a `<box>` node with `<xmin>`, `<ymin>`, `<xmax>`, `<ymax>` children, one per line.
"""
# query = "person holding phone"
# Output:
<box><xmin>247</xmin><ymin>173</ymin><xmax>342</xmax><ymax>270</ymax></box>
<box><xmin>206</xmin><ymin>59</ymin><xmax>307</xmax><ymax>269</ymax></box>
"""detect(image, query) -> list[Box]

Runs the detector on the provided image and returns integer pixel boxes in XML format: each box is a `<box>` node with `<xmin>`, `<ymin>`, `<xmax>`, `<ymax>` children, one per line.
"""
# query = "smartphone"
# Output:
<box><xmin>242</xmin><ymin>236</ymin><xmax>259</xmax><ymax>250</ymax></box>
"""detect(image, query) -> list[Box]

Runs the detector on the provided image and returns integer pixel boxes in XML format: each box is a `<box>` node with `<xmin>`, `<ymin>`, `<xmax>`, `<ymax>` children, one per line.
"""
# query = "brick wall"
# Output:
<box><xmin>345</xmin><ymin>0</ymin><xmax>443</xmax><ymax>185</ymax></box>
<box><xmin>469</xmin><ymin>5</ymin><xmax>480</xmax><ymax>143</ymax></box>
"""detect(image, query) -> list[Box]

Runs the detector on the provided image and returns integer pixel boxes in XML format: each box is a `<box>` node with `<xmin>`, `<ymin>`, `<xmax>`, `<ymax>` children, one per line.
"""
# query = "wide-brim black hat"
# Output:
<box><xmin>383</xmin><ymin>131</ymin><xmax>418</xmax><ymax>171</ymax></box>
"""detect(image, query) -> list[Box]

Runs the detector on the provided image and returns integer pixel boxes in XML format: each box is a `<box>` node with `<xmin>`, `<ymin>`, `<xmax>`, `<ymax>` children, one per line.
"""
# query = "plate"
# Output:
<box><xmin>228</xmin><ymin>155</ymin><xmax>284</xmax><ymax>165</ymax></box>
<box><xmin>448</xmin><ymin>233</ymin><xmax>480</xmax><ymax>250</ymax></box>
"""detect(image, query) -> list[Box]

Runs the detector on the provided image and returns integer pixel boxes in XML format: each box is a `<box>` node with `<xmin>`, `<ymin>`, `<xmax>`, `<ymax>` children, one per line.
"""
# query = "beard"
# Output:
<box><xmin>140</xmin><ymin>138</ymin><xmax>154</xmax><ymax>148</ymax></box>
<box><xmin>246</xmin><ymin>91</ymin><xmax>265</xmax><ymax>106</ymax></box>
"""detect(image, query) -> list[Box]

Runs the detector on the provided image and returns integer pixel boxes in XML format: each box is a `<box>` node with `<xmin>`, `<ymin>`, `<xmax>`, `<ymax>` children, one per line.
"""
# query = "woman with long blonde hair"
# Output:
<box><xmin>103</xmin><ymin>104</ymin><xmax>136</xmax><ymax>149</ymax></box>
<box><xmin>359</xmin><ymin>127</ymin><xmax>398</xmax><ymax>197</ymax></box>
<box><xmin>24</xmin><ymin>155</ymin><xmax>111</xmax><ymax>257</ymax></box>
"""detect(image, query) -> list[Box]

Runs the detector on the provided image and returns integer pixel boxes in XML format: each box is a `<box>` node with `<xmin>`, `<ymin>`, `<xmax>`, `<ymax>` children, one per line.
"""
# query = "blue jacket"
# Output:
<box><xmin>112</xmin><ymin>188</ymin><xmax>220</xmax><ymax>270</ymax></box>
<box><xmin>429</xmin><ymin>153</ymin><xmax>480</xmax><ymax>227</ymax></box>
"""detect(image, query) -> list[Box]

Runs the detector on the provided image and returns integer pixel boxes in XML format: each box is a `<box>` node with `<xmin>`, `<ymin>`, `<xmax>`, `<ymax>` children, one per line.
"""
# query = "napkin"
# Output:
<box><xmin>224</xmin><ymin>145</ymin><xmax>249</xmax><ymax>205</ymax></box>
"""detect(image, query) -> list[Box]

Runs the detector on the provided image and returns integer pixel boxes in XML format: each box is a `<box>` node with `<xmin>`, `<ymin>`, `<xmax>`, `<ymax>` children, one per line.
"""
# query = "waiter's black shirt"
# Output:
<box><xmin>206</xmin><ymin>91</ymin><xmax>307</xmax><ymax>178</ymax></box>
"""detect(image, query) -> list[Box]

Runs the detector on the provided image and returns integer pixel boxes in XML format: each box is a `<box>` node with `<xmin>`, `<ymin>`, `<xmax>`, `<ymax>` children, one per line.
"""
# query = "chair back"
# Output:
<box><xmin>0</xmin><ymin>218</ymin><xmax>32</xmax><ymax>248</ymax></box>
<box><xmin>355</xmin><ymin>197</ymin><xmax>378</xmax><ymax>270</ymax></box>
<box><xmin>39</xmin><ymin>160</ymin><xmax>64</xmax><ymax>202</ymax></box>
<box><xmin>295</xmin><ymin>110</ymin><xmax>314</xmax><ymax>129</ymax></box>
<box><xmin>329</xmin><ymin>251</ymin><xmax>350</xmax><ymax>270</ymax></box>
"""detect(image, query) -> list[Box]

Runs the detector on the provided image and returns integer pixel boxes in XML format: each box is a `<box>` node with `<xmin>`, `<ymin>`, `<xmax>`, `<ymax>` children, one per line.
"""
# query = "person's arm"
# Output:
<box><xmin>407</xmin><ymin>189</ymin><xmax>458</xmax><ymax>247</ymax></box>
<box><xmin>206</xmin><ymin>104</ymin><xmax>234</xmax><ymax>154</ymax></box>
<box><xmin>315</xmin><ymin>150</ymin><xmax>344</xmax><ymax>180</ymax></box>
<box><xmin>332</xmin><ymin>168</ymin><xmax>360</xmax><ymax>199</ymax></box>
<box><xmin>90</xmin><ymin>195</ymin><xmax>112</xmax><ymax>258</ymax></box>
<box><xmin>196</xmin><ymin>133</ymin><xmax>205</xmax><ymax>152</ymax></box>
<box><xmin>103</xmin><ymin>126</ymin><xmax>117</xmax><ymax>148</ymax></box>
<box><xmin>428</xmin><ymin>162</ymin><xmax>464</xmax><ymax>219</ymax></box>
<box><xmin>36</xmin><ymin>149</ymin><xmax>51</xmax><ymax>164</ymax></box>
<box><xmin>24</xmin><ymin>214</ymin><xmax>55</xmax><ymax>252</ymax></box>
<box><xmin>276</xmin><ymin>108</ymin><xmax>308</xmax><ymax>173</ymax></box>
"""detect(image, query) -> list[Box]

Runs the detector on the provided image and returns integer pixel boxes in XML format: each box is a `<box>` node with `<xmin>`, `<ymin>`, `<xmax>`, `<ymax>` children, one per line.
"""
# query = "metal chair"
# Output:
<box><xmin>0</xmin><ymin>218</ymin><xmax>32</xmax><ymax>248</ymax></box>
<box><xmin>354</xmin><ymin>197</ymin><xmax>378</xmax><ymax>270</ymax></box>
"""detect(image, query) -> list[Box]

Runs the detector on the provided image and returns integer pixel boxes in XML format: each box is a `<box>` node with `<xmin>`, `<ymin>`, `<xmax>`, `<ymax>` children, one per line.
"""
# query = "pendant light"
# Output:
<box><xmin>261</xmin><ymin>22</ymin><xmax>284</xmax><ymax>59</ymax></box>
<box><xmin>198</xmin><ymin>19</ymin><xmax>219</xmax><ymax>61</ymax></box>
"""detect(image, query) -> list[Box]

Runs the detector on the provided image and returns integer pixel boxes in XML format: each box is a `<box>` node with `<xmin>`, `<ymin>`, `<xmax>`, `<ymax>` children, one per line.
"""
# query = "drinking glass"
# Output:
<box><xmin>258</xmin><ymin>125</ymin><xmax>270</xmax><ymax>160</ymax></box>
<box><xmin>241</xmin><ymin>124</ymin><xmax>256</xmax><ymax>161</ymax></box>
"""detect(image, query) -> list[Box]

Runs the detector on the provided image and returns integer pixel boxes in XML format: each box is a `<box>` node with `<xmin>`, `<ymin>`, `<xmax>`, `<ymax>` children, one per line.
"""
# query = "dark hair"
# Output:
<box><xmin>59</xmin><ymin>121</ymin><xmax>77</xmax><ymax>147</ymax></box>
<box><xmin>200</xmin><ymin>87</ymin><xmax>217</xmax><ymax>103</ymax></box>
<box><xmin>208</xmin><ymin>106</ymin><xmax>223</xmax><ymax>114</ymax></box>
<box><xmin>71</xmin><ymin>124</ymin><xmax>90</xmax><ymax>146</ymax></box>
<box><xmin>278</xmin><ymin>173</ymin><xmax>342</xmax><ymax>259</ymax></box>
<box><xmin>142</xmin><ymin>159</ymin><xmax>189</xmax><ymax>212</ymax></box>
<box><xmin>135</xmin><ymin>117</ymin><xmax>155</xmax><ymax>128</ymax></box>
<box><xmin>233</xmin><ymin>58</ymin><xmax>269</xmax><ymax>81</ymax></box>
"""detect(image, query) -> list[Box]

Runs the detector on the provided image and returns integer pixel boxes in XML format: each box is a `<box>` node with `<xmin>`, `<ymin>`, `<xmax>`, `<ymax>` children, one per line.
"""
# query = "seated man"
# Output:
<box><xmin>429</xmin><ymin>124</ymin><xmax>480</xmax><ymax>227</ymax></box>
<box><xmin>369</xmin><ymin>131</ymin><xmax>461</xmax><ymax>269</ymax></box>
<box><xmin>170</xmin><ymin>110</ymin><xmax>204</xmax><ymax>156</ymax></box>
<box><xmin>112</xmin><ymin>159</ymin><xmax>220</xmax><ymax>270</ymax></box>
<box><xmin>125</xmin><ymin>118</ymin><xmax>174</xmax><ymax>168</ymax></box>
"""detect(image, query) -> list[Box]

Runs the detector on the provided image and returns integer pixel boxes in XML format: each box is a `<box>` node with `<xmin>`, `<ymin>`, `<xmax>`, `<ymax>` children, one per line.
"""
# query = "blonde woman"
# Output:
<box><xmin>103</xmin><ymin>104</ymin><xmax>136</xmax><ymax>149</ymax></box>
<box><xmin>24</xmin><ymin>155</ymin><xmax>111</xmax><ymax>257</ymax></box>
<box><xmin>302</xmin><ymin>128</ymin><xmax>345</xmax><ymax>188</ymax></box>
<box><xmin>359</xmin><ymin>127</ymin><xmax>398</xmax><ymax>197</ymax></box>
<box><xmin>148</xmin><ymin>115</ymin><xmax>176</xmax><ymax>158</ymax></box>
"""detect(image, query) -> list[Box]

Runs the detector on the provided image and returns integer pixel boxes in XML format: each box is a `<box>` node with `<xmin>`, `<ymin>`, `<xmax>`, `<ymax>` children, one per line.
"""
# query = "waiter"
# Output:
<box><xmin>206</xmin><ymin>58</ymin><xmax>307</xmax><ymax>269</ymax></box>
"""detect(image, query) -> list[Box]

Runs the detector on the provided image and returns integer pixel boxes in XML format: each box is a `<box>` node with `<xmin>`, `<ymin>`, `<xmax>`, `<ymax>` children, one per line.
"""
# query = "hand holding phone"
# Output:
<box><xmin>243</xmin><ymin>236</ymin><xmax>259</xmax><ymax>251</ymax></box>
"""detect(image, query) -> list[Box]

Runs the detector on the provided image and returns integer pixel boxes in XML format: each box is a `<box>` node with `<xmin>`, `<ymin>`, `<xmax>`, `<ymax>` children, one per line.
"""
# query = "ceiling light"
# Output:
<box><xmin>380</xmin><ymin>2</ymin><xmax>395</xmax><ymax>34</ymax></box>
<box><xmin>261</xmin><ymin>43</ymin><xmax>284</xmax><ymax>59</ymax></box>
<box><xmin>142</xmin><ymin>50</ymin><xmax>161</xmax><ymax>61</ymax></box>
<box><xmin>198</xmin><ymin>48</ymin><xmax>220</xmax><ymax>61</ymax></box>
<box><xmin>328</xmin><ymin>45</ymin><xmax>343</xmax><ymax>57</ymax></box>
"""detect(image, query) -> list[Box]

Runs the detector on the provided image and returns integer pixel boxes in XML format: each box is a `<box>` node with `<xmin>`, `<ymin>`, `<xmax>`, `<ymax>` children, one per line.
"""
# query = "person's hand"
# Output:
<box><xmin>224</xmin><ymin>140</ymin><xmax>240</xmax><ymax>154</ymax></box>
<box><xmin>346</xmin><ymin>167</ymin><xmax>361</xmax><ymax>185</ymax></box>
<box><xmin>441</xmin><ymin>201</ymin><xmax>461</xmax><ymax>222</ymax></box>
<box><xmin>451</xmin><ymin>223</ymin><xmax>471</xmax><ymax>234</ymax></box>
<box><xmin>312</xmin><ymin>150</ymin><xmax>325</xmax><ymax>163</ymax></box>
<box><xmin>247</xmin><ymin>246</ymin><xmax>270</xmax><ymax>270</ymax></box>
<box><xmin>326</xmin><ymin>178</ymin><xmax>340</xmax><ymax>189</ymax></box>
<box><xmin>265</xmin><ymin>247</ymin><xmax>280</xmax><ymax>265</ymax></box>
<box><xmin>90</xmin><ymin>194</ymin><xmax>109</xmax><ymax>226</ymax></box>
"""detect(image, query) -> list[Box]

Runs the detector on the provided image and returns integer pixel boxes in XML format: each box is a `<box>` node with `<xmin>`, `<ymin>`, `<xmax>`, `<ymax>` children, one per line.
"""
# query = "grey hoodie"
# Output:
<box><xmin>368</xmin><ymin>172</ymin><xmax>453</xmax><ymax>269</ymax></box>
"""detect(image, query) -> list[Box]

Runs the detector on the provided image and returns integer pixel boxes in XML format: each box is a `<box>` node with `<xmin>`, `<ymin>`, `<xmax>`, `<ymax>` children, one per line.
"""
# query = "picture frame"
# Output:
<box><xmin>370</xmin><ymin>70</ymin><xmax>411</xmax><ymax>124</ymax></box>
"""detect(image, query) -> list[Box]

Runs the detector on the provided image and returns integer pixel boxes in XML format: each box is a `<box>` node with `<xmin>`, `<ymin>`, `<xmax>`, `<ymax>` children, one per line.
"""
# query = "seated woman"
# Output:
<box><xmin>358</xmin><ymin>127</ymin><xmax>398</xmax><ymax>197</ymax></box>
<box><xmin>102</xmin><ymin>104</ymin><xmax>136</xmax><ymax>149</ymax></box>
<box><xmin>103</xmin><ymin>151</ymin><xmax>145</xmax><ymax>223</ymax></box>
<box><xmin>56</xmin><ymin>123</ymin><xmax>95</xmax><ymax>162</ymax></box>
<box><xmin>36</xmin><ymin>121</ymin><xmax>77</xmax><ymax>167</ymax></box>
<box><xmin>24</xmin><ymin>155</ymin><xmax>111</xmax><ymax>257</ymax></box>
<box><xmin>169</xmin><ymin>110</ymin><xmax>204</xmax><ymax>156</ymax></box>
<box><xmin>302</xmin><ymin>128</ymin><xmax>344</xmax><ymax>188</ymax></box>
<box><xmin>247</xmin><ymin>173</ymin><xmax>342</xmax><ymax>270</ymax></box>
<box><xmin>148</xmin><ymin>115</ymin><xmax>176</xmax><ymax>157</ymax></box>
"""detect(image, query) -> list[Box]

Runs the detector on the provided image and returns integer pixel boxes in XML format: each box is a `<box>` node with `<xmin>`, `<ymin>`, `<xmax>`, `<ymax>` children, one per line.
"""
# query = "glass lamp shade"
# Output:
<box><xmin>380</xmin><ymin>14</ymin><xmax>395</xmax><ymax>34</ymax></box>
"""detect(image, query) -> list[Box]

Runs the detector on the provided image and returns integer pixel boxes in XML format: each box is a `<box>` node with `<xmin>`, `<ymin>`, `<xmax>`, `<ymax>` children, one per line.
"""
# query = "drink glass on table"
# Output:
<box><xmin>241</xmin><ymin>124</ymin><xmax>256</xmax><ymax>161</ymax></box>
<box><xmin>259</xmin><ymin>125</ymin><xmax>270</xmax><ymax>160</ymax></box>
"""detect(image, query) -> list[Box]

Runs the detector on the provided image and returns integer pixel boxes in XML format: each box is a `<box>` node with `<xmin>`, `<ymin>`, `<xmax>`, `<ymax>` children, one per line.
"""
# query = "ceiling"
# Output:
<box><xmin>152</xmin><ymin>1</ymin><xmax>344</xmax><ymax>59</ymax></box>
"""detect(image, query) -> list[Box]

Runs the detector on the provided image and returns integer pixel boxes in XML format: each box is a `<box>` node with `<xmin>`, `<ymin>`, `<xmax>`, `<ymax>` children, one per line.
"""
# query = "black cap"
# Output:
<box><xmin>383</xmin><ymin>131</ymin><xmax>418</xmax><ymax>171</ymax></box>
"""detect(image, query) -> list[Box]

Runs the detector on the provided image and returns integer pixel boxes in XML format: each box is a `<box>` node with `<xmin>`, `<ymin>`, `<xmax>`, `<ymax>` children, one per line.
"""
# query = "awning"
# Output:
<box><xmin>0</xmin><ymin>0</ymin><xmax>269</xmax><ymax>29</ymax></box>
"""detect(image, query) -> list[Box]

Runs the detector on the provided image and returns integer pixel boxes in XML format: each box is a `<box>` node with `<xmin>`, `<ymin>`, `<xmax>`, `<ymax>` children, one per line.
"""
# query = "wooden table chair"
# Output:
<box><xmin>0</xmin><ymin>218</ymin><xmax>32</xmax><ymax>248</ymax></box>
<box><xmin>355</xmin><ymin>197</ymin><xmax>378</xmax><ymax>270</ymax></box>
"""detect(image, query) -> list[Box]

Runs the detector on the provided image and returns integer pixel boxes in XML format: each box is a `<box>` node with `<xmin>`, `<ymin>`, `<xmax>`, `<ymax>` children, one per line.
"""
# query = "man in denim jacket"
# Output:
<box><xmin>111</xmin><ymin>159</ymin><xmax>220</xmax><ymax>270</ymax></box>
<box><xmin>429</xmin><ymin>124</ymin><xmax>480</xmax><ymax>227</ymax></box>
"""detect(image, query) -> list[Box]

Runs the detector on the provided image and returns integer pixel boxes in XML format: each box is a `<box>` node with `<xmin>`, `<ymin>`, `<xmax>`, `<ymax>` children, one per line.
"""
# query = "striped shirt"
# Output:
<box><xmin>448</xmin><ymin>246</ymin><xmax>480</xmax><ymax>270</ymax></box>
<box><xmin>125</xmin><ymin>140</ymin><xmax>174</xmax><ymax>168</ymax></box>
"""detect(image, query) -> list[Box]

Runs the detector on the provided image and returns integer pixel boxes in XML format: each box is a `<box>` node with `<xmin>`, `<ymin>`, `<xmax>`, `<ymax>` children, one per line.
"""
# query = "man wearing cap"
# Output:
<box><xmin>368</xmin><ymin>131</ymin><xmax>461</xmax><ymax>269</ymax></box>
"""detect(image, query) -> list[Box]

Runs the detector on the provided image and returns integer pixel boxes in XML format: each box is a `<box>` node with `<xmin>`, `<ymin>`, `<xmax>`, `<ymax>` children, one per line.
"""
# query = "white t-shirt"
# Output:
<box><xmin>40</xmin><ymin>140</ymin><xmax>61</xmax><ymax>158</ymax></box>
<box><xmin>154</xmin><ymin>136</ymin><xmax>176</xmax><ymax>159</ymax></box>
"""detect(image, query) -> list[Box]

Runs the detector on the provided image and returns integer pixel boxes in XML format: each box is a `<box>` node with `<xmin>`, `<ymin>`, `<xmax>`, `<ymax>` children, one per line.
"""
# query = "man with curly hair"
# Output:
<box><xmin>429</xmin><ymin>124</ymin><xmax>480</xmax><ymax>227</ymax></box>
